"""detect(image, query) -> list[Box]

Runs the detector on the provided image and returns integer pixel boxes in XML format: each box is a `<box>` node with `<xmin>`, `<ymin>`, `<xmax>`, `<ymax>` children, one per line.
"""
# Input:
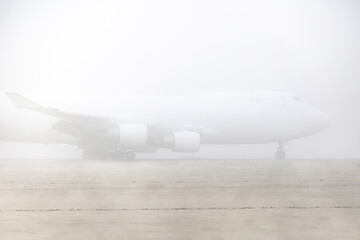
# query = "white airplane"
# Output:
<box><xmin>1</xmin><ymin>91</ymin><xmax>330</xmax><ymax>160</ymax></box>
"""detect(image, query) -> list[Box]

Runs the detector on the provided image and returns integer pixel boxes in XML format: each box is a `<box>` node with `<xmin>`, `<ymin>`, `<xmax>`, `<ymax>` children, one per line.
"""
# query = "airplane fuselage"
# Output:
<box><xmin>0</xmin><ymin>91</ymin><xmax>330</xmax><ymax>159</ymax></box>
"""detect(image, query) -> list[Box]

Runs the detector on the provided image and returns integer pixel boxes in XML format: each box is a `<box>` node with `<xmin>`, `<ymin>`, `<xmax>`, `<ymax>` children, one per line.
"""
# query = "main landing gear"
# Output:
<box><xmin>108</xmin><ymin>149</ymin><xmax>136</xmax><ymax>160</ymax></box>
<box><xmin>275</xmin><ymin>142</ymin><xmax>287</xmax><ymax>160</ymax></box>
<box><xmin>82</xmin><ymin>148</ymin><xmax>136</xmax><ymax>160</ymax></box>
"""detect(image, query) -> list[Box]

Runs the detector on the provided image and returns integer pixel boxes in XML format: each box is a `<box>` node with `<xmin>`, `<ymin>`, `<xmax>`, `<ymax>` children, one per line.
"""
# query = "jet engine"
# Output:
<box><xmin>101</xmin><ymin>123</ymin><xmax>148</xmax><ymax>147</ymax></box>
<box><xmin>154</xmin><ymin>131</ymin><xmax>201</xmax><ymax>152</ymax></box>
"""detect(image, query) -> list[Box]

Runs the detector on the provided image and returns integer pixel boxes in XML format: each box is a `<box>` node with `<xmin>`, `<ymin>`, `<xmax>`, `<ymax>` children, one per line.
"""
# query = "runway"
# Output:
<box><xmin>0</xmin><ymin>158</ymin><xmax>359</xmax><ymax>239</ymax></box>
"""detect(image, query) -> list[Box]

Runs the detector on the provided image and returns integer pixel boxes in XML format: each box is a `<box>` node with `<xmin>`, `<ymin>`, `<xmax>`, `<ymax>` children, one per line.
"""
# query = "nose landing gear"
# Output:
<box><xmin>275</xmin><ymin>142</ymin><xmax>287</xmax><ymax>160</ymax></box>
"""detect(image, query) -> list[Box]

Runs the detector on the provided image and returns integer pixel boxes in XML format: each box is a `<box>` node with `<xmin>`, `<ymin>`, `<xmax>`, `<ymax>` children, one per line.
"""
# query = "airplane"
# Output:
<box><xmin>1</xmin><ymin>91</ymin><xmax>330</xmax><ymax>160</ymax></box>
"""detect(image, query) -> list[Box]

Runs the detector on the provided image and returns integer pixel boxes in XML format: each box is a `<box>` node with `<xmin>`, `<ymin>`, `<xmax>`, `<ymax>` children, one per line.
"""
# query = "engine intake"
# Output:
<box><xmin>155</xmin><ymin>131</ymin><xmax>201</xmax><ymax>152</ymax></box>
<box><xmin>103</xmin><ymin>123</ymin><xmax>148</xmax><ymax>147</ymax></box>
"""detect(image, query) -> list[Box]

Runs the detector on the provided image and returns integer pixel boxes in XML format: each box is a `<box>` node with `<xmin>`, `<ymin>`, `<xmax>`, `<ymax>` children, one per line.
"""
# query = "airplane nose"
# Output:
<box><xmin>307</xmin><ymin>109</ymin><xmax>331</xmax><ymax>133</ymax></box>
<box><xmin>318</xmin><ymin>112</ymin><xmax>331</xmax><ymax>130</ymax></box>
<box><xmin>323</xmin><ymin>113</ymin><xmax>331</xmax><ymax>128</ymax></box>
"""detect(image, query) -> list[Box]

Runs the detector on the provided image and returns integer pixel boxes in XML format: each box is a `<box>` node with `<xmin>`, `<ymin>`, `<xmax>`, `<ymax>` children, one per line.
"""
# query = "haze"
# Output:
<box><xmin>0</xmin><ymin>0</ymin><xmax>359</xmax><ymax>159</ymax></box>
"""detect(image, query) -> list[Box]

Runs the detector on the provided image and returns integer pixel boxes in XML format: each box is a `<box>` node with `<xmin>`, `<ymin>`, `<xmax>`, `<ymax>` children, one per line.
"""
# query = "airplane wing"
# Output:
<box><xmin>5</xmin><ymin>93</ymin><xmax>211</xmax><ymax>158</ymax></box>
<box><xmin>5</xmin><ymin>92</ymin><xmax>208</xmax><ymax>137</ymax></box>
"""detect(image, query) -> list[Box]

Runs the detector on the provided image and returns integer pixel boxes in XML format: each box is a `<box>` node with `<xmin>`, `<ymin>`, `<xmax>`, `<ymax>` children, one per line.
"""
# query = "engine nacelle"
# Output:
<box><xmin>155</xmin><ymin>131</ymin><xmax>201</xmax><ymax>152</ymax></box>
<box><xmin>104</xmin><ymin>123</ymin><xmax>148</xmax><ymax>147</ymax></box>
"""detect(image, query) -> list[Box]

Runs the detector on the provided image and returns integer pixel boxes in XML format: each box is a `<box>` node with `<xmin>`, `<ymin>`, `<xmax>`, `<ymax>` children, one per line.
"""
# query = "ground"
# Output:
<box><xmin>0</xmin><ymin>158</ymin><xmax>359</xmax><ymax>239</ymax></box>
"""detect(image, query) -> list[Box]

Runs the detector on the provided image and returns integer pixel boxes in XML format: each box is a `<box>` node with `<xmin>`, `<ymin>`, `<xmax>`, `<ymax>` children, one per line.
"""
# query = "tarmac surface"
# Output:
<box><xmin>0</xmin><ymin>158</ymin><xmax>359</xmax><ymax>239</ymax></box>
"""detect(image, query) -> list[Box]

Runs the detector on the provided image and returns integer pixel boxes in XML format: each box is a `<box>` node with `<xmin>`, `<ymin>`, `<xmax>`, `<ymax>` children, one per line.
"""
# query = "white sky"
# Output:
<box><xmin>0</xmin><ymin>0</ymin><xmax>359</xmax><ymax>158</ymax></box>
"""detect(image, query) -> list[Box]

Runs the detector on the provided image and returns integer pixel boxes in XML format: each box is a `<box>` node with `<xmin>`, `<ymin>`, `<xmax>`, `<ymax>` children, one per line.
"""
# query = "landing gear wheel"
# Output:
<box><xmin>275</xmin><ymin>150</ymin><xmax>286</xmax><ymax>160</ymax></box>
<box><xmin>124</xmin><ymin>151</ymin><xmax>136</xmax><ymax>160</ymax></box>
<box><xmin>275</xmin><ymin>142</ymin><xmax>287</xmax><ymax>160</ymax></box>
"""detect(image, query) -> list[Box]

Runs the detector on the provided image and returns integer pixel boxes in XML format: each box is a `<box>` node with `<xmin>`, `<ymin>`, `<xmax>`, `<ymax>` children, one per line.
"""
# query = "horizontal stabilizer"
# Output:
<box><xmin>5</xmin><ymin>92</ymin><xmax>107</xmax><ymax>125</ymax></box>
<box><xmin>6</xmin><ymin>92</ymin><xmax>43</xmax><ymax>110</ymax></box>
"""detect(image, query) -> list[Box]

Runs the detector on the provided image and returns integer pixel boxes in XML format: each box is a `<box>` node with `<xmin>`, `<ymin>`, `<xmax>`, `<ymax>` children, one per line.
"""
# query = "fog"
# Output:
<box><xmin>0</xmin><ymin>0</ymin><xmax>359</xmax><ymax>159</ymax></box>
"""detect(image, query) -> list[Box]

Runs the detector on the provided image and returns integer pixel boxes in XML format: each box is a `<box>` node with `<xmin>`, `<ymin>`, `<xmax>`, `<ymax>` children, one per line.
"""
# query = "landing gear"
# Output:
<box><xmin>275</xmin><ymin>150</ymin><xmax>286</xmax><ymax>160</ymax></box>
<box><xmin>124</xmin><ymin>150</ymin><xmax>136</xmax><ymax>160</ymax></box>
<box><xmin>107</xmin><ymin>149</ymin><xmax>136</xmax><ymax>160</ymax></box>
<box><xmin>82</xmin><ymin>147</ymin><xmax>136</xmax><ymax>160</ymax></box>
<box><xmin>275</xmin><ymin>142</ymin><xmax>287</xmax><ymax>160</ymax></box>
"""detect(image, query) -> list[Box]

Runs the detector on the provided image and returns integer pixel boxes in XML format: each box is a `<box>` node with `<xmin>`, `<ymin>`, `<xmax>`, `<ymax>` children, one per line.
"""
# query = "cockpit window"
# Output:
<box><xmin>293</xmin><ymin>96</ymin><xmax>301</xmax><ymax>101</ymax></box>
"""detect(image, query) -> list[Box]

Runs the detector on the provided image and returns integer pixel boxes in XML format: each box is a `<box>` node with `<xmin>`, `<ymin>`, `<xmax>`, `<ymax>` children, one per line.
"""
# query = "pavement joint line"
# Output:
<box><xmin>1</xmin><ymin>206</ymin><xmax>360</xmax><ymax>212</ymax></box>
<box><xmin>0</xmin><ymin>184</ymin><xmax>358</xmax><ymax>191</ymax></box>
